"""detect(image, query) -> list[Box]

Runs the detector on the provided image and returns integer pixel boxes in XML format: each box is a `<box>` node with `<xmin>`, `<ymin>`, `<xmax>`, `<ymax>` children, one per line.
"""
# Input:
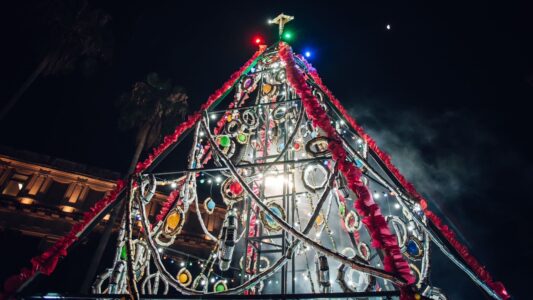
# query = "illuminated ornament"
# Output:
<box><xmin>405</xmin><ymin>238</ymin><xmax>423</xmax><ymax>260</ymax></box>
<box><xmin>176</xmin><ymin>268</ymin><xmax>192</xmax><ymax>286</ymax></box>
<box><xmin>163</xmin><ymin>207</ymin><xmax>185</xmax><ymax>236</ymax></box>
<box><xmin>338</xmin><ymin>202</ymin><xmax>346</xmax><ymax>217</ymax></box>
<box><xmin>236</xmin><ymin>132</ymin><xmax>248</xmax><ymax>144</ymax></box>
<box><xmin>204</xmin><ymin>197</ymin><xmax>216</xmax><ymax>214</ymax></box>
<box><xmin>305</xmin><ymin>137</ymin><xmax>330</xmax><ymax>157</ymax></box>
<box><xmin>241</xmin><ymin>76</ymin><xmax>254</xmax><ymax>92</ymax></box>
<box><xmin>302</xmin><ymin>163</ymin><xmax>329</xmax><ymax>191</ymax></box>
<box><xmin>293</xmin><ymin>141</ymin><xmax>301</xmax><ymax>151</ymax></box>
<box><xmin>217</xmin><ymin>135</ymin><xmax>231</xmax><ymax>148</ymax></box>
<box><xmin>260</xmin><ymin>202</ymin><xmax>286</xmax><ymax>231</ymax></box>
<box><xmin>222</xmin><ymin>178</ymin><xmax>245</xmax><ymax>206</ymax></box>
<box><xmin>213</xmin><ymin>280</ymin><xmax>227</xmax><ymax>292</ymax></box>
<box><xmin>344</xmin><ymin>211</ymin><xmax>361</xmax><ymax>232</ymax></box>
<box><xmin>262</xmin><ymin>83</ymin><xmax>276</xmax><ymax>96</ymax></box>
<box><xmin>120</xmin><ymin>245</ymin><xmax>127</xmax><ymax>260</ymax></box>
<box><xmin>315</xmin><ymin>213</ymin><xmax>325</xmax><ymax>226</ymax></box>
<box><xmin>226</xmin><ymin>114</ymin><xmax>233</xmax><ymax>122</ymax></box>
<box><xmin>358</xmin><ymin>242</ymin><xmax>370</xmax><ymax>261</ymax></box>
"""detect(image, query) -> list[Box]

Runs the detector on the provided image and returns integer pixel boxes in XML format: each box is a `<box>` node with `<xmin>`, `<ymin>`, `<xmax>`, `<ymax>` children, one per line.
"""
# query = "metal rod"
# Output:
<box><xmin>152</xmin><ymin>156</ymin><xmax>332</xmax><ymax>176</ymax></box>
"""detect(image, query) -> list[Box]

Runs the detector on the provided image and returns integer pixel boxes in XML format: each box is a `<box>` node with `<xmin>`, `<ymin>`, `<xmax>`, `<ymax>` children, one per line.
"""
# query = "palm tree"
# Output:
<box><xmin>81</xmin><ymin>73</ymin><xmax>188</xmax><ymax>293</ymax></box>
<box><xmin>117</xmin><ymin>72</ymin><xmax>189</xmax><ymax>174</ymax></box>
<box><xmin>0</xmin><ymin>0</ymin><xmax>113</xmax><ymax>120</ymax></box>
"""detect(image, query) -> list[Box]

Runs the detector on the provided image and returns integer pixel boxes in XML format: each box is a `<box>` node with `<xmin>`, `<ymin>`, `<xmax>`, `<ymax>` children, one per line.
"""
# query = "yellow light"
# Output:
<box><xmin>62</xmin><ymin>206</ymin><xmax>75</xmax><ymax>213</ymax></box>
<box><xmin>19</xmin><ymin>198</ymin><xmax>33</xmax><ymax>205</ymax></box>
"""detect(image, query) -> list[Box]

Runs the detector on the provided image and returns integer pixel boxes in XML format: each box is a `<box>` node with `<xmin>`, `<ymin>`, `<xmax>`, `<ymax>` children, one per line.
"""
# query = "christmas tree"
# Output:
<box><xmin>2</xmin><ymin>14</ymin><xmax>508</xmax><ymax>300</ymax></box>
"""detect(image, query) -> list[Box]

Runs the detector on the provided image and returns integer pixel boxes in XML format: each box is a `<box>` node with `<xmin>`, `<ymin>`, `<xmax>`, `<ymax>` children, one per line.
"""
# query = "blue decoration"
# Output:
<box><xmin>406</xmin><ymin>239</ymin><xmax>420</xmax><ymax>257</ymax></box>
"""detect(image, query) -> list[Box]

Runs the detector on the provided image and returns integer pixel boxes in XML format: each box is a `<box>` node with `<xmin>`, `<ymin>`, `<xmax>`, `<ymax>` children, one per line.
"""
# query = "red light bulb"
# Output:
<box><xmin>254</xmin><ymin>37</ymin><xmax>262</xmax><ymax>45</ymax></box>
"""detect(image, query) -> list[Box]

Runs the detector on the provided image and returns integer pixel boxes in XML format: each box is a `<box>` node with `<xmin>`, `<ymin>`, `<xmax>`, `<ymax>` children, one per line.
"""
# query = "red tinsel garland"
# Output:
<box><xmin>279</xmin><ymin>43</ymin><xmax>415</xmax><ymax>288</ymax></box>
<box><xmin>135</xmin><ymin>46</ymin><xmax>266</xmax><ymax>174</ymax></box>
<box><xmin>2</xmin><ymin>179</ymin><xmax>125</xmax><ymax>298</ymax></box>
<box><xmin>1</xmin><ymin>46</ymin><xmax>266</xmax><ymax>300</ymax></box>
<box><xmin>297</xmin><ymin>55</ymin><xmax>509</xmax><ymax>299</ymax></box>
<box><xmin>155</xmin><ymin>188</ymin><xmax>181</xmax><ymax>224</ymax></box>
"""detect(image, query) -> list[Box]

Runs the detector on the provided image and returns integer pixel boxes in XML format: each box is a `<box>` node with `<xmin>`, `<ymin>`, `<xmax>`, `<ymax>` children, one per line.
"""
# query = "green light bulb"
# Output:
<box><xmin>283</xmin><ymin>32</ymin><xmax>292</xmax><ymax>40</ymax></box>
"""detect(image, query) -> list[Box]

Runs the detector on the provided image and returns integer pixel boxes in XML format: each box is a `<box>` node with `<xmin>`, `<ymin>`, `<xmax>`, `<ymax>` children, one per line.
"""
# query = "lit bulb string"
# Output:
<box><xmin>309</xmin><ymin>77</ymin><xmax>502</xmax><ymax>298</ymax></box>
<box><xmin>279</xmin><ymin>43</ymin><xmax>413</xmax><ymax>288</ymax></box>
<box><xmin>295</xmin><ymin>55</ymin><xmax>508</xmax><ymax>299</ymax></box>
<box><xmin>0</xmin><ymin>47</ymin><xmax>270</xmax><ymax>299</ymax></box>
<box><xmin>293</xmin><ymin>197</ymin><xmax>317</xmax><ymax>293</ymax></box>
<box><xmin>136</xmin><ymin>156</ymin><xmax>338</xmax><ymax>296</ymax></box>
<box><xmin>201</xmin><ymin>117</ymin><xmax>404</xmax><ymax>285</ymax></box>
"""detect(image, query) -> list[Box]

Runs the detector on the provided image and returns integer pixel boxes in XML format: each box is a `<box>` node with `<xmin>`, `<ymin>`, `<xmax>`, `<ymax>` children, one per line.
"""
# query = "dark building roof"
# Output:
<box><xmin>0</xmin><ymin>145</ymin><xmax>121</xmax><ymax>181</ymax></box>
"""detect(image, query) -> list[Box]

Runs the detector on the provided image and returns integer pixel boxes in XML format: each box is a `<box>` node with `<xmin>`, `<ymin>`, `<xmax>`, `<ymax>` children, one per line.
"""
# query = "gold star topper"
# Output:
<box><xmin>269</xmin><ymin>13</ymin><xmax>294</xmax><ymax>37</ymax></box>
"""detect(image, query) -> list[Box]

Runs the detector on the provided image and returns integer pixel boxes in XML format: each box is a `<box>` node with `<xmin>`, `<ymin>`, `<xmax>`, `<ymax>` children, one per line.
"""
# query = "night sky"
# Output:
<box><xmin>1</xmin><ymin>1</ymin><xmax>532</xmax><ymax>299</ymax></box>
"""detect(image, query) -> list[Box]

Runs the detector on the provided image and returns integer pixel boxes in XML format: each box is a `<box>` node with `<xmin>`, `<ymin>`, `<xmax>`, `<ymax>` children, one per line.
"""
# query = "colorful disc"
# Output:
<box><xmin>176</xmin><ymin>268</ymin><xmax>192</xmax><ymax>286</ymax></box>
<box><xmin>344</xmin><ymin>211</ymin><xmax>361</xmax><ymax>233</ymax></box>
<box><xmin>163</xmin><ymin>207</ymin><xmax>185</xmax><ymax>236</ymax></box>
<box><xmin>213</xmin><ymin>280</ymin><xmax>227</xmax><ymax>292</ymax></box>
<box><xmin>260</xmin><ymin>202</ymin><xmax>286</xmax><ymax>231</ymax></box>
<box><xmin>204</xmin><ymin>197</ymin><xmax>216</xmax><ymax>214</ymax></box>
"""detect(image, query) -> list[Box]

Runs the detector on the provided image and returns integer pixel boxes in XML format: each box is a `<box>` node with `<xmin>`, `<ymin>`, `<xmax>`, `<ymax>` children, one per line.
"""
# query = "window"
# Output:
<box><xmin>42</xmin><ymin>180</ymin><xmax>69</xmax><ymax>205</ymax></box>
<box><xmin>2</xmin><ymin>173</ymin><xmax>29</xmax><ymax>197</ymax></box>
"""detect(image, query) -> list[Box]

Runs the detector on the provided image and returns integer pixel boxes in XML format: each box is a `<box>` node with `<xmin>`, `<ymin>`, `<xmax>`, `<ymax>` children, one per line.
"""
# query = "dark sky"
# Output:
<box><xmin>1</xmin><ymin>1</ymin><xmax>532</xmax><ymax>299</ymax></box>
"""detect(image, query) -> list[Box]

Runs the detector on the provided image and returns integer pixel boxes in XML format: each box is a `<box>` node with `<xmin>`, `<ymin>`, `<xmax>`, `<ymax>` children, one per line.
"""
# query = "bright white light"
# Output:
<box><xmin>199</xmin><ymin>131</ymin><xmax>205</xmax><ymax>137</ymax></box>
<box><xmin>210</xmin><ymin>278</ymin><xmax>215</xmax><ymax>283</ymax></box>
<box><xmin>180</xmin><ymin>262</ymin><xmax>185</xmax><ymax>267</ymax></box>
<box><xmin>210</xmin><ymin>114</ymin><xmax>217</xmax><ymax>120</ymax></box>
<box><xmin>207</xmin><ymin>179</ymin><xmax>212</xmax><ymax>184</ymax></box>
<box><xmin>357</xmin><ymin>138</ymin><xmax>363</xmax><ymax>144</ymax></box>
<box><xmin>170</xmin><ymin>182</ymin><xmax>177</xmax><ymax>189</ymax></box>
<box><xmin>265</xmin><ymin>174</ymin><xmax>286</xmax><ymax>187</ymax></box>
<box><xmin>158</xmin><ymin>248</ymin><xmax>163</xmax><ymax>253</ymax></box>
<box><xmin>305</xmin><ymin>51</ymin><xmax>311</xmax><ymax>58</ymax></box>
<box><xmin>268</xmin><ymin>19</ymin><xmax>273</xmax><ymax>24</ymax></box>
<box><xmin>373</xmin><ymin>192</ymin><xmax>380</xmax><ymax>199</ymax></box>
<box><xmin>201</xmin><ymin>280</ymin><xmax>206</xmax><ymax>285</ymax></box>
<box><xmin>315</xmin><ymin>232</ymin><xmax>321</xmax><ymax>238</ymax></box>
<box><xmin>394</xmin><ymin>203</ymin><xmax>401</xmax><ymax>209</ymax></box>
<box><xmin>215</xmin><ymin>176</ymin><xmax>222</xmax><ymax>183</ymax></box>
<box><xmin>386</xmin><ymin>24</ymin><xmax>391</xmax><ymax>30</ymax></box>
<box><xmin>407</xmin><ymin>224</ymin><xmax>415</xmax><ymax>231</ymax></box>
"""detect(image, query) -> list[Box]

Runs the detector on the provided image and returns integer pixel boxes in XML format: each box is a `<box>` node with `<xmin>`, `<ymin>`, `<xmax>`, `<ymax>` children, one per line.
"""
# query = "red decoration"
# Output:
<box><xmin>134</xmin><ymin>46</ymin><xmax>266</xmax><ymax>174</ymax></box>
<box><xmin>155</xmin><ymin>189</ymin><xmax>181</xmax><ymax>224</ymax></box>
<box><xmin>297</xmin><ymin>54</ymin><xmax>509</xmax><ymax>299</ymax></box>
<box><xmin>1</xmin><ymin>46</ymin><xmax>267</xmax><ymax>299</ymax></box>
<box><xmin>279</xmin><ymin>42</ymin><xmax>415</xmax><ymax>286</ymax></box>
<box><xmin>1</xmin><ymin>179</ymin><xmax>125</xmax><ymax>299</ymax></box>
<box><xmin>229</xmin><ymin>181</ymin><xmax>243</xmax><ymax>195</ymax></box>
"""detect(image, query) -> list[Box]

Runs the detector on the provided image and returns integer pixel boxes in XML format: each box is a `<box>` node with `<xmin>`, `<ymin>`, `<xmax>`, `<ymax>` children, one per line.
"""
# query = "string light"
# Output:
<box><xmin>170</xmin><ymin>182</ymin><xmax>177</xmax><ymax>189</ymax></box>
<box><xmin>304</xmin><ymin>51</ymin><xmax>311</xmax><ymax>58</ymax></box>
